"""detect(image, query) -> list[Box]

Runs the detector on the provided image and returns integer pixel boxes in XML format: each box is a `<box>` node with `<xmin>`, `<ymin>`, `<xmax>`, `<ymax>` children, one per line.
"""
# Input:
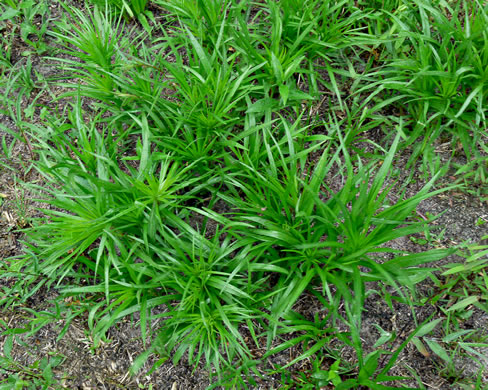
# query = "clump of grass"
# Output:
<box><xmin>364</xmin><ymin>0</ymin><xmax>488</xmax><ymax>167</ymax></box>
<box><xmin>1</xmin><ymin>0</ymin><xmax>487</xmax><ymax>388</ymax></box>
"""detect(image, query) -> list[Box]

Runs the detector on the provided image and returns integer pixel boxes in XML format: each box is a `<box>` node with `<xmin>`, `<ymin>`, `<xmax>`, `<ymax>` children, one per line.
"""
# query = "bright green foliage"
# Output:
<box><xmin>89</xmin><ymin>0</ymin><xmax>153</xmax><ymax>32</ymax></box>
<box><xmin>0</xmin><ymin>0</ymin><xmax>51</xmax><ymax>57</ymax></box>
<box><xmin>367</xmin><ymin>0</ymin><xmax>488</xmax><ymax>165</ymax></box>
<box><xmin>1</xmin><ymin>0</ymin><xmax>487</xmax><ymax>388</ymax></box>
<box><xmin>144</xmin><ymin>228</ymin><xmax>260</xmax><ymax>373</ymax></box>
<box><xmin>50</xmin><ymin>4</ymin><xmax>131</xmax><ymax>98</ymax></box>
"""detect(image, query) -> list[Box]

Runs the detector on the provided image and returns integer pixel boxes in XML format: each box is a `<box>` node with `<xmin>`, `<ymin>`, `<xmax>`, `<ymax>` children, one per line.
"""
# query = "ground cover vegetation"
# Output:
<box><xmin>0</xmin><ymin>0</ymin><xmax>487</xmax><ymax>388</ymax></box>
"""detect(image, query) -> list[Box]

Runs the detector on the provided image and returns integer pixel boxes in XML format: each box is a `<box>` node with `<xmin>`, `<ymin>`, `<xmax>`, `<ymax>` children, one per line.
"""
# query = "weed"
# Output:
<box><xmin>0</xmin><ymin>0</ymin><xmax>487</xmax><ymax>388</ymax></box>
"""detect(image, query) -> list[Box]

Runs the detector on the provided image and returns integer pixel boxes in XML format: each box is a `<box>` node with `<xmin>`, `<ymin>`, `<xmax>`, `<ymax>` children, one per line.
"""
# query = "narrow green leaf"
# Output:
<box><xmin>185</xmin><ymin>27</ymin><xmax>211</xmax><ymax>75</ymax></box>
<box><xmin>455</xmin><ymin>84</ymin><xmax>482</xmax><ymax>118</ymax></box>
<box><xmin>280</xmin><ymin>337</ymin><xmax>329</xmax><ymax>370</ymax></box>
<box><xmin>424</xmin><ymin>338</ymin><xmax>451</xmax><ymax>363</ymax></box>
<box><xmin>411</xmin><ymin>337</ymin><xmax>430</xmax><ymax>357</ymax></box>
<box><xmin>272</xmin><ymin>268</ymin><xmax>315</xmax><ymax>320</ymax></box>
<box><xmin>3</xmin><ymin>335</ymin><xmax>13</xmax><ymax>360</ymax></box>
<box><xmin>358</xmin><ymin>350</ymin><xmax>380</xmax><ymax>383</ymax></box>
<box><xmin>0</xmin><ymin>8</ymin><xmax>19</xmax><ymax>20</ymax></box>
<box><xmin>446</xmin><ymin>296</ymin><xmax>479</xmax><ymax>312</ymax></box>
<box><xmin>130</xmin><ymin>347</ymin><xmax>154</xmax><ymax>376</ymax></box>
<box><xmin>246</xmin><ymin>98</ymin><xmax>279</xmax><ymax>114</ymax></box>
<box><xmin>279</xmin><ymin>84</ymin><xmax>289</xmax><ymax>105</ymax></box>
<box><xmin>415</xmin><ymin>318</ymin><xmax>442</xmax><ymax>338</ymax></box>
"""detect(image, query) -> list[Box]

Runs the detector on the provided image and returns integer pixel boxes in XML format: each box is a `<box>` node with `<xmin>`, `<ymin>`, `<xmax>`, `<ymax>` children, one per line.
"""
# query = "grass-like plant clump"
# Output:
<box><xmin>0</xmin><ymin>0</ymin><xmax>487</xmax><ymax>388</ymax></box>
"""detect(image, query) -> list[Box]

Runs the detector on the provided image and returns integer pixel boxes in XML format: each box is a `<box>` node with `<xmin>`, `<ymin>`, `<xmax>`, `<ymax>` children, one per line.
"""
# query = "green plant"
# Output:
<box><xmin>0</xmin><ymin>59</ymin><xmax>49</xmax><ymax>163</ymax></box>
<box><xmin>367</xmin><ymin>0</ymin><xmax>488</xmax><ymax>165</ymax></box>
<box><xmin>230</xmin><ymin>0</ymin><xmax>317</xmax><ymax>110</ymax></box>
<box><xmin>411</xmin><ymin>238</ymin><xmax>488</xmax><ymax>386</ymax></box>
<box><xmin>431</xmin><ymin>238</ymin><xmax>488</xmax><ymax>314</ymax></box>
<box><xmin>130</xmin><ymin>226</ymin><xmax>262</xmax><ymax>377</ymax></box>
<box><xmin>50</xmin><ymin>3</ymin><xmax>133</xmax><ymax>101</ymax></box>
<box><xmin>155</xmin><ymin>0</ymin><xmax>230</xmax><ymax>44</ymax></box>
<box><xmin>0</xmin><ymin>21</ymin><xmax>15</xmax><ymax>70</ymax></box>
<box><xmin>2</xmin><ymin>1</ymin><xmax>488</xmax><ymax>388</ymax></box>
<box><xmin>148</xmin><ymin>26</ymin><xmax>262</xmax><ymax>137</ymax></box>
<box><xmin>188</xmin><ymin>124</ymin><xmax>455</xmax><ymax>383</ymax></box>
<box><xmin>452</xmin><ymin>147</ymin><xmax>488</xmax><ymax>201</ymax></box>
<box><xmin>0</xmin><ymin>330</ymin><xmax>66</xmax><ymax>390</ymax></box>
<box><xmin>91</xmin><ymin>0</ymin><xmax>154</xmax><ymax>33</ymax></box>
<box><xmin>0</xmin><ymin>0</ymin><xmax>50</xmax><ymax>55</ymax></box>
